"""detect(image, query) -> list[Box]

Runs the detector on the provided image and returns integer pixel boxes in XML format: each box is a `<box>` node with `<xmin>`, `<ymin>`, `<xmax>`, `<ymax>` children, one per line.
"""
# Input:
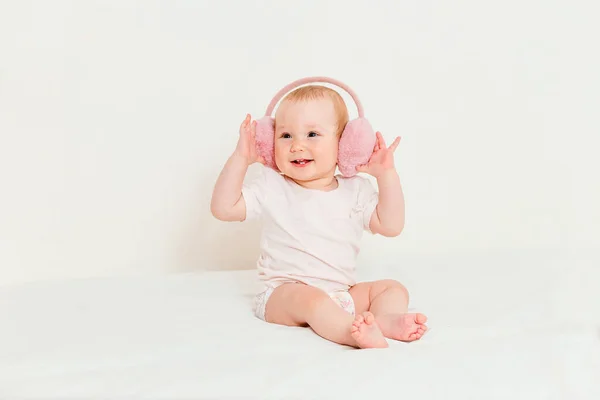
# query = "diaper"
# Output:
<box><xmin>253</xmin><ymin>285</ymin><xmax>355</xmax><ymax>322</ymax></box>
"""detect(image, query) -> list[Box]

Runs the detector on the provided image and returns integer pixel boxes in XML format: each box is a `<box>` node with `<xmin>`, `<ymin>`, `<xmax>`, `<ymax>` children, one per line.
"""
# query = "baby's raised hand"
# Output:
<box><xmin>356</xmin><ymin>131</ymin><xmax>401</xmax><ymax>178</ymax></box>
<box><xmin>234</xmin><ymin>114</ymin><xmax>265</xmax><ymax>166</ymax></box>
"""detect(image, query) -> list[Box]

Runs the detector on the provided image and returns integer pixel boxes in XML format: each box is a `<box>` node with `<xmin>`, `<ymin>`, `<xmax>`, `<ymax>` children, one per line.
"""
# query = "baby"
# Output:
<box><xmin>210</xmin><ymin>85</ymin><xmax>427</xmax><ymax>349</ymax></box>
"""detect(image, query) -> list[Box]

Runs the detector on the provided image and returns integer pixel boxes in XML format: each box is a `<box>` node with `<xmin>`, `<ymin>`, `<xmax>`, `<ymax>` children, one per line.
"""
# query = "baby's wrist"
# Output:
<box><xmin>375</xmin><ymin>168</ymin><xmax>399</xmax><ymax>186</ymax></box>
<box><xmin>231</xmin><ymin>151</ymin><xmax>251</xmax><ymax>163</ymax></box>
<box><xmin>374</xmin><ymin>167</ymin><xmax>398</xmax><ymax>180</ymax></box>
<box><xmin>230</xmin><ymin>152</ymin><xmax>253</xmax><ymax>168</ymax></box>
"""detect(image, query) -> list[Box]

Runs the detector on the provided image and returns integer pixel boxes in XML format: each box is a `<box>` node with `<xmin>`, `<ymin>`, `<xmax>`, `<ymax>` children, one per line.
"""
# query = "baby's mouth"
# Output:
<box><xmin>291</xmin><ymin>159</ymin><xmax>313</xmax><ymax>166</ymax></box>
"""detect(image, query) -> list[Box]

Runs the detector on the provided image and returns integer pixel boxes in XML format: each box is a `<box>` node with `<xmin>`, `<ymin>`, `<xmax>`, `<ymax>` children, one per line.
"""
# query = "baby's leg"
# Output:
<box><xmin>349</xmin><ymin>279</ymin><xmax>428</xmax><ymax>342</ymax></box>
<box><xmin>265</xmin><ymin>283</ymin><xmax>388</xmax><ymax>349</ymax></box>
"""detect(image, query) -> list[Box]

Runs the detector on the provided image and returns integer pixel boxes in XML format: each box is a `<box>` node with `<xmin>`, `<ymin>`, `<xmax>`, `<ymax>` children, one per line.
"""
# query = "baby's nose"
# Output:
<box><xmin>290</xmin><ymin>141</ymin><xmax>305</xmax><ymax>151</ymax></box>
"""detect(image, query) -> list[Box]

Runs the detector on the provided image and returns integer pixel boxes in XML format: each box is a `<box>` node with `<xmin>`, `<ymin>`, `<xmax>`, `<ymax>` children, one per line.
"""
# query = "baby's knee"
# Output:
<box><xmin>264</xmin><ymin>283</ymin><xmax>328</xmax><ymax>326</ymax></box>
<box><xmin>303</xmin><ymin>287</ymin><xmax>332</xmax><ymax>313</ymax></box>
<box><xmin>381</xmin><ymin>279</ymin><xmax>409</xmax><ymax>300</ymax></box>
<box><xmin>278</xmin><ymin>284</ymin><xmax>330</xmax><ymax>312</ymax></box>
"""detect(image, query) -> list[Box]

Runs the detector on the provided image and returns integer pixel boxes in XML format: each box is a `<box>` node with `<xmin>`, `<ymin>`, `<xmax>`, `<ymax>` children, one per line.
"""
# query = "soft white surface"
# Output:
<box><xmin>1</xmin><ymin>251</ymin><xmax>599</xmax><ymax>399</ymax></box>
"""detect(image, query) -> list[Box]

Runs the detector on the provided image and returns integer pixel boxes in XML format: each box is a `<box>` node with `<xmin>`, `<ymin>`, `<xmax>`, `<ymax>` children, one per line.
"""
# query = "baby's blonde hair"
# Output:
<box><xmin>281</xmin><ymin>85</ymin><xmax>349</xmax><ymax>137</ymax></box>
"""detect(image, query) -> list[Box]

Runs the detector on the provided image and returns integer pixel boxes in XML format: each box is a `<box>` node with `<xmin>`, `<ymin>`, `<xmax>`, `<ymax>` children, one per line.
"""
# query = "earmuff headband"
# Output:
<box><xmin>264</xmin><ymin>76</ymin><xmax>365</xmax><ymax>118</ymax></box>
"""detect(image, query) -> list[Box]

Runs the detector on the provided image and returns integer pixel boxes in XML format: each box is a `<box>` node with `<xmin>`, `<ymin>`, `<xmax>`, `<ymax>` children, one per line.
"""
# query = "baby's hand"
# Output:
<box><xmin>234</xmin><ymin>114</ymin><xmax>265</xmax><ymax>166</ymax></box>
<box><xmin>356</xmin><ymin>132</ymin><xmax>401</xmax><ymax>178</ymax></box>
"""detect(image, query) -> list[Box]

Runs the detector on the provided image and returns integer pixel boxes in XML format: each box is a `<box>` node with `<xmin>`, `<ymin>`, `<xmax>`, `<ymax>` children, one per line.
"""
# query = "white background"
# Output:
<box><xmin>1</xmin><ymin>0</ymin><xmax>598</xmax><ymax>286</ymax></box>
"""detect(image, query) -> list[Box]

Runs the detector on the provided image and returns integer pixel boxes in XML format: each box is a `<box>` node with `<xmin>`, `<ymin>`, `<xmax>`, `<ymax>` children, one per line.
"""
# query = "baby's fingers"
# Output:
<box><xmin>389</xmin><ymin>136</ymin><xmax>401</xmax><ymax>152</ymax></box>
<box><xmin>239</xmin><ymin>114</ymin><xmax>250</xmax><ymax>132</ymax></box>
<box><xmin>376</xmin><ymin>131</ymin><xmax>386</xmax><ymax>150</ymax></box>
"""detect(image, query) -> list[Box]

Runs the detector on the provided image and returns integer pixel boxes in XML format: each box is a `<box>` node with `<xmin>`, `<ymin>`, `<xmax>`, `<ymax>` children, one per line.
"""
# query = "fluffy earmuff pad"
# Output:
<box><xmin>337</xmin><ymin>118</ymin><xmax>376</xmax><ymax>177</ymax></box>
<box><xmin>254</xmin><ymin>116</ymin><xmax>278</xmax><ymax>171</ymax></box>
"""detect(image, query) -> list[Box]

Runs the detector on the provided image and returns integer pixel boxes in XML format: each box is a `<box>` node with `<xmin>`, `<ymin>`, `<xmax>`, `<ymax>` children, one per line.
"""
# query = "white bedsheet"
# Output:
<box><xmin>1</xmin><ymin>250</ymin><xmax>599</xmax><ymax>399</ymax></box>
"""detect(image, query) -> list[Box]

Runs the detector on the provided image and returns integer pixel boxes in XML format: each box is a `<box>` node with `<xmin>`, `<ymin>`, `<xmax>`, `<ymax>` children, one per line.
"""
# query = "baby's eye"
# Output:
<box><xmin>308</xmin><ymin>131</ymin><xmax>318</xmax><ymax>137</ymax></box>
<box><xmin>281</xmin><ymin>133</ymin><xmax>291</xmax><ymax>139</ymax></box>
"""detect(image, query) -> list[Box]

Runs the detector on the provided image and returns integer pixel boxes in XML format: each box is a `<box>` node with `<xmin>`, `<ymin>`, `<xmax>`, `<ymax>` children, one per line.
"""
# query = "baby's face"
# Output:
<box><xmin>274</xmin><ymin>98</ymin><xmax>339</xmax><ymax>184</ymax></box>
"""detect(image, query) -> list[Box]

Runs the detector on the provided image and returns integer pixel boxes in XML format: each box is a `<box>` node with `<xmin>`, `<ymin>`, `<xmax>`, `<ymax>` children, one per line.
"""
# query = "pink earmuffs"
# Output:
<box><xmin>254</xmin><ymin>76</ymin><xmax>376</xmax><ymax>177</ymax></box>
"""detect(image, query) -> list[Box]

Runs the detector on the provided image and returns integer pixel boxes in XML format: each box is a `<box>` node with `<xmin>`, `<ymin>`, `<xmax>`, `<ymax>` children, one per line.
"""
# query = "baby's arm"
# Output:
<box><xmin>210</xmin><ymin>153</ymin><xmax>251</xmax><ymax>221</ymax></box>
<box><xmin>210</xmin><ymin>114</ymin><xmax>263</xmax><ymax>222</ymax></box>
<box><xmin>356</xmin><ymin>131</ymin><xmax>405</xmax><ymax>236</ymax></box>
<box><xmin>370</xmin><ymin>169</ymin><xmax>405</xmax><ymax>236</ymax></box>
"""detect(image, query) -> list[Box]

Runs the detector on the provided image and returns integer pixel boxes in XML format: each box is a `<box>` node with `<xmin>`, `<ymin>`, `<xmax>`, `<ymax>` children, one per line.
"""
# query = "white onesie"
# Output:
<box><xmin>241</xmin><ymin>165</ymin><xmax>379</xmax><ymax>319</ymax></box>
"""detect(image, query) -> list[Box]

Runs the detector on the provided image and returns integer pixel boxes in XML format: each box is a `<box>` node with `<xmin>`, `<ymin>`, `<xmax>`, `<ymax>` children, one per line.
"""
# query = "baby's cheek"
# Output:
<box><xmin>275</xmin><ymin>149</ymin><xmax>287</xmax><ymax>163</ymax></box>
<box><xmin>273</xmin><ymin>147</ymin><xmax>288</xmax><ymax>170</ymax></box>
<box><xmin>322</xmin><ymin>147</ymin><xmax>339</xmax><ymax>164</ymax></box>
<box><xmin>273</xmin><ymin>143</ymin><xmax>284</xmax><ymax>158</ymax></box>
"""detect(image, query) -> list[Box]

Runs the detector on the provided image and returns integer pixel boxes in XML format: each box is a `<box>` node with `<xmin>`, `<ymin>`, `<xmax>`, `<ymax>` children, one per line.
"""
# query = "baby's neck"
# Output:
<box><xmin>287</xmin><ymin>175</ymin><xmax>338</xmax><ymax>191</ymax></box>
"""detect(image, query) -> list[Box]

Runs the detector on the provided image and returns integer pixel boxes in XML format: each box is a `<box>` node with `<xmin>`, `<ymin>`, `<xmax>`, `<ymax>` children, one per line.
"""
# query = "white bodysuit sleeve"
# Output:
<box><xmin>357</xmin><ymin>176</ymin><xmax>379</xmax><ymax>232</ymax></box>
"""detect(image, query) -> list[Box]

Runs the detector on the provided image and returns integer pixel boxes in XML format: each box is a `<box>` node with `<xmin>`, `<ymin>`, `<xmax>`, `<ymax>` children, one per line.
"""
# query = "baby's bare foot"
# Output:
<box><xmin>378</xmin><ymin>313</ymin><xmax>428</xmax><ymax>342</ymax></box>
<box><xmin>350</xmin><ymin>312</ymin><xmax>388</xmax><ymax>349</ymax></box>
